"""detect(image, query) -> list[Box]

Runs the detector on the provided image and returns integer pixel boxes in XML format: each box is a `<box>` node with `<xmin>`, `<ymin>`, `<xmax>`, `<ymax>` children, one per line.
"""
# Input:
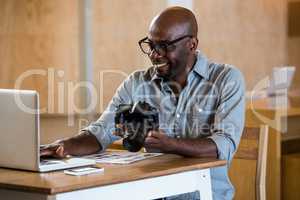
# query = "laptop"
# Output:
<box><xmin>0</xmin><ymin>89</ymin><xmax>96</xmax><ymax>172</ymax></box>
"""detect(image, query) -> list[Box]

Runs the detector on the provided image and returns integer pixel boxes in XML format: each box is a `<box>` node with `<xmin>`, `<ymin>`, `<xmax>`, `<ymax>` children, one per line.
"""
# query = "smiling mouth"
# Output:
<box><xmin>154</xmin><ymin>62</ymin><xmax>168</xmax><ymax>69</ymax></box>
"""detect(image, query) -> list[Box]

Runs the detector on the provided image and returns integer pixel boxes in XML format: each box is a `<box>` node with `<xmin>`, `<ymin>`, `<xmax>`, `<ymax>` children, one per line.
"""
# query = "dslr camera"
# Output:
<box><xmin>114</xmin><ymin>101</ymin><xmax>159</xmax><ymax>152</ymax></box>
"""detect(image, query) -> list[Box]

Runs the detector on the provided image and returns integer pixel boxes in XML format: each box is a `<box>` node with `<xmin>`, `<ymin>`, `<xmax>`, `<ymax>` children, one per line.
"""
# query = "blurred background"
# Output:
<box><xmin>1</xmin><ymin>0</ymin><xmax>299</xmax><ymax>117</ymax></box>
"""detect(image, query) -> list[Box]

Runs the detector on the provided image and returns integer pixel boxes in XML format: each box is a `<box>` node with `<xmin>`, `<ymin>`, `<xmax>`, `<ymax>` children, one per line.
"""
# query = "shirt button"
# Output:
<box><xmin>176</xmin><ymin>135</ymin><xmax>181</xmax><ymax>139</ymax></box>
<box><xmin>198</xmin><ymin>108</ymin><xmax>203</xmax><ymax>112</ymax></box>
<box><xmin>176</xmin><ymin>114</ymin><xmax>180</xmax><ymax>118</ymax></box>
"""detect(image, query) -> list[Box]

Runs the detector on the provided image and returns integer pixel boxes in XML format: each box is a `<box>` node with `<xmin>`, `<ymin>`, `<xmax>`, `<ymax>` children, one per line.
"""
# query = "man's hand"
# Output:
<box><xmin>40</xmin><ymin>141</ymin><xmax>68</xmax><ymax>158</ymax></box>
<box><xmin>40</xmin><ymin>131</ymin><xmax>102</xmax><ymax>158</ymax></box>
<box><xmin>144</xmin><ymin>130</ymin><xmax>218</xmax><ymax>158</ymax></box>
<box><xmin>144</xmin><ymin>130</ymin><xmax>176</xmax><ymax>153</ymax></box>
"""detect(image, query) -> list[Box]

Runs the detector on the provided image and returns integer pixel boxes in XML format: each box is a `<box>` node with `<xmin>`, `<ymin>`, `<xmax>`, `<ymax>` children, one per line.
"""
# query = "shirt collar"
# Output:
<box><xmin>192</xmin><ymin>50</ymin><xmax>209</xmax><ymax>80</ymax></box>
<box><xmin>151</xmin><ymin>73</ymin><xmax>162</xmax><ymax>82</ymax></box>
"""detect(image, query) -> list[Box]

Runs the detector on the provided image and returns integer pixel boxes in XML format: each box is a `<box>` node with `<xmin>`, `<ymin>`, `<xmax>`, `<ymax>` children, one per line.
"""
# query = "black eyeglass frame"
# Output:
<box><xmin>138</xmin><ymin>35</ymin><xmax>193</xmax><ymax>56</ymax></box>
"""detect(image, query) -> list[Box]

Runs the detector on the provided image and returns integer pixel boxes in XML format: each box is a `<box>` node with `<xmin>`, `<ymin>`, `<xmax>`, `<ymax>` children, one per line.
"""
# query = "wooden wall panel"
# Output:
<box><xmin>288</xmin><ymin>1</ymin><xmax>300</xmax><ymax>36</ymax></box>
<box><xmin>0</xmin><ymin>0</ymin><xmax>80</xmax><ymax>113</ymax></box>
<box><xmin>288</xmin><ymin>0</ymin><xmax>300</xmax><ymax>90</ymax></box>
<box><xmin>289</xmin><ymin>37</ymin><xmax>300</xmax><ymax>89</ymax></box>
<box><xmin>194</xmin><ymin>0</ymin><xmax>287</xmax><ymax>90</ymax></box>
<box><xmin>92</xmin><ymin>0</ymin><xmax>166</xmax><ymax>112</ymax></box>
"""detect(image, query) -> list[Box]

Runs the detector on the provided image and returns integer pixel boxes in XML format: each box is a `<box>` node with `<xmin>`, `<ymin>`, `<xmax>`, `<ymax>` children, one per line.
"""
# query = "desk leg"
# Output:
<box><xmin>197</xmin><ymin>168</ymin><xmax>213</xmax><ymax>200</ymax></box>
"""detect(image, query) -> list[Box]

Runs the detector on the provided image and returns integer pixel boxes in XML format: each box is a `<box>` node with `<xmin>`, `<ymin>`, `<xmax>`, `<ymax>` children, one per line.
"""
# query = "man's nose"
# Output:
<box><xmin>148</xmin><ymin>49</ymin><xmax>162</xmax><ymax>61</ymax></box>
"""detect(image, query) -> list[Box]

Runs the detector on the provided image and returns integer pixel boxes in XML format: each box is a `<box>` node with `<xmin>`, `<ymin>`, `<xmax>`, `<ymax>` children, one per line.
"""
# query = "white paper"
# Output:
<box><xmin>84</xmin><ymin>151</ymin><xmax>163</xmax><ymax>164</ymax></box>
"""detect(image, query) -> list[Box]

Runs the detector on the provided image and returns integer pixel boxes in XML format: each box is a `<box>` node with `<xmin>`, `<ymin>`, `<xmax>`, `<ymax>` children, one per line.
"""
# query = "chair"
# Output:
<box><xmin>229</xmin><ymin>125</ymin><xmax>269</xmax><ymax>200</ymax></box>
<box><xmin>282</xmin><ymin>137</ymin><xmax>300</xmax><ymax>200</ymax></box>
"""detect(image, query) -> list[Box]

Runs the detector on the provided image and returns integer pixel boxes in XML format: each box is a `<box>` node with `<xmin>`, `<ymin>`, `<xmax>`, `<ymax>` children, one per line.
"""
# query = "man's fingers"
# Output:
<box><xmin>144</xmin><ymin>141</ymin><xmax>160</xmax><ymax>149</ymax></box>
<box><xmin>147</xmin><ymin>130</ymin><xmax>163</xmax><ymax>138</ymax></box>
<box><xmin>40</xmin><ymin>149</ymin><xmax>54</xmax><ymax>156</ymax></box>
<box><xmin>113</xmin><ymin>124</ymin><xmax>128</xmax><ymax>137</ymax></box>
<box><xmin>145</xmin><ymin>136</ymin><xmax>159</xmax><ymax>144</ymax></box>
<box><xmin>147</xmin><ymin>130</ymin><xmax>157</xmax><ymax>137</ymax></box>
<box><xmin>56</xmin><ymin>145</ymin><xmax>65</xmax><ymax>157</ymax></box>
<box><xmin>40</xmin><ymin>143</ymin><xmax>66</xmax><ymax>158</ymax></box>
<box><xmin>145</xmin><ymin>133</ymin><xmax>161</xmax><ymax>148</ymax></box>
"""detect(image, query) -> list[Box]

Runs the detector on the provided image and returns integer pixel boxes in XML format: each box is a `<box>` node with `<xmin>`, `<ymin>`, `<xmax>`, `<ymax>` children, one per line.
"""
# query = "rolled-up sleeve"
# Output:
<box><xmin>81</xmin><ymin>74</ymin><xmax>135</xmax><ymax>151</ymax></box>
<box><xmin>208</xmin><ymin>67</ymin><xmax>245</xmax><ymax>161</ymax></box>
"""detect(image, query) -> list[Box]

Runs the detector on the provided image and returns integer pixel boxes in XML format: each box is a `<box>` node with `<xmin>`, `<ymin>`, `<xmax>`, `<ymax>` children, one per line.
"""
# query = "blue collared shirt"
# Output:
<box><xmin>83</xmin><ymin>51</ymin><xmax>245</xmax><ymax>200</ymax></box>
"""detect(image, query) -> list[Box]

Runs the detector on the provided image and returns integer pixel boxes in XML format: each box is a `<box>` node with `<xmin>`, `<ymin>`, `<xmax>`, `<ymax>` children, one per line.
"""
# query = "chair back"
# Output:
<box><xmin>229</xmin><ymin>125</ymin><xmax>269</xmax><ymax>200</ymax></box>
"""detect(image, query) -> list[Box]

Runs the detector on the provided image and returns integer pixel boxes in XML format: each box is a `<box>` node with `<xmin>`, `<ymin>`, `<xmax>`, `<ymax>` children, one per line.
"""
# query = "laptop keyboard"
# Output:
<box><xmin>40</xmin><ymin>159</ymin><xmax>64</xmax><ymax>166</ymax></box>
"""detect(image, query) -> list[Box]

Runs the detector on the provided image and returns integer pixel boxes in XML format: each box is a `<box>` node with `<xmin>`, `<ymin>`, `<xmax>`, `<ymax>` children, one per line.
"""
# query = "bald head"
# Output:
<box><xmin>145</xmin><ymin>7</ymin><xmax>199</xmax><ymax>84</ymax></box>
<box><xmin>149</xmin><ymin>6</ymin><xmax>198</xmax><ymax>41</ymax></box>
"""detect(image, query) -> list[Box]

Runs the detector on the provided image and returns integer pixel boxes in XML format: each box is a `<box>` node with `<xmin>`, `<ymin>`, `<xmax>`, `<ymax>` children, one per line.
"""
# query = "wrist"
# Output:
<box><xmin>166</xmin><ymin>137</ymin><xmax>178</xmax><ymax>153</ymax></box>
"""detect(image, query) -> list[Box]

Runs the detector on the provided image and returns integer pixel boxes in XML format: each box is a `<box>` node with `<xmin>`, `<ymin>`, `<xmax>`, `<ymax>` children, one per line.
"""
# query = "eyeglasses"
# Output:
<box><xmin>138</xmin><ymin>35</ymin><xmax>193</xmax><ymax>56</ymax></box>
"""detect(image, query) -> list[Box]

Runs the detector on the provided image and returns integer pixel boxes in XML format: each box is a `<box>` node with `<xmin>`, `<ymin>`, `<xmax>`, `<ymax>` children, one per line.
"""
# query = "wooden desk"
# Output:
<box><xmin>0</xmin><ymin>152</ymin><xmax>226</xmax><ymax>200</ymax></box>
<box><xmin>246</xmin><ymin>94</ymin><xmax>300</xmax><ymax>200</ymax></box>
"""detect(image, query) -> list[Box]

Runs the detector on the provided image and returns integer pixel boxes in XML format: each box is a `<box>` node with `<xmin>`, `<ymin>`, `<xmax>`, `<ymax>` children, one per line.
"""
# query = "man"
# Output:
<box><xmin>41</xmin><ymin>6</ymin><xmax>245</xmax><ymax>200</ymax></box>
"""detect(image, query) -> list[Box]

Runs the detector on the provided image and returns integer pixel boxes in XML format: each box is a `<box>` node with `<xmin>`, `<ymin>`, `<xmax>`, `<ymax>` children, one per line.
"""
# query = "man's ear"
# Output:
<box><xmin>190</xmin><ymin>37</ymin><xmax>198</xmax><ymax>51</ymax></box>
